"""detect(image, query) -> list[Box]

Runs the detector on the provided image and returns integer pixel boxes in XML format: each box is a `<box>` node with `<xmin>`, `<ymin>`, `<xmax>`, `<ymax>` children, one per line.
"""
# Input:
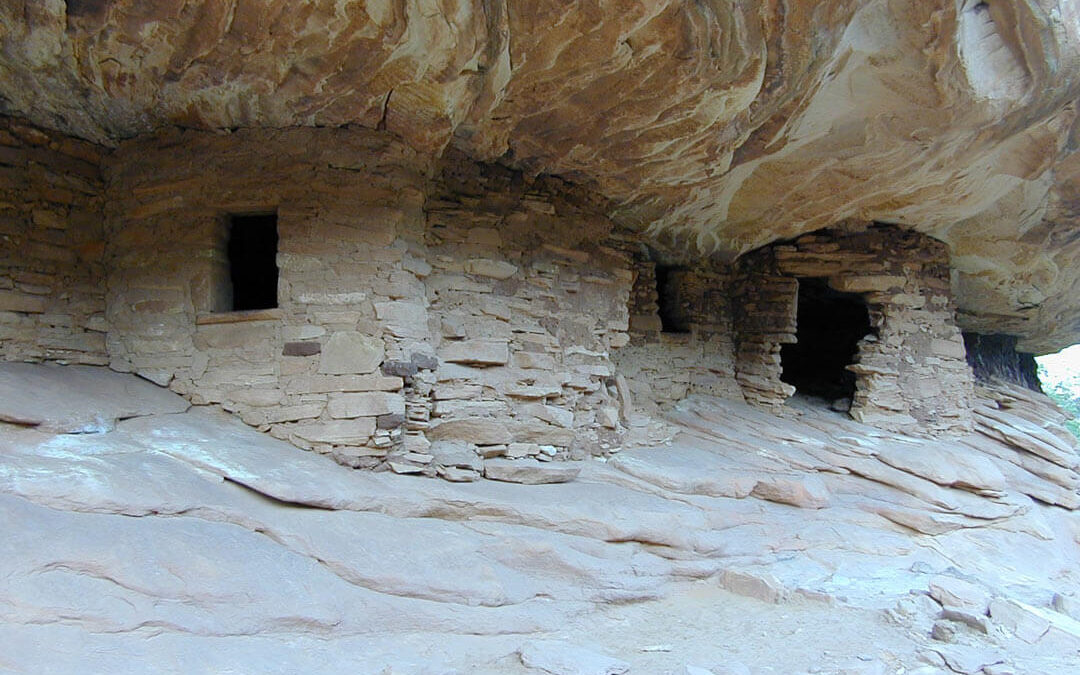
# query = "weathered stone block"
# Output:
<box><xmin>829</xmin><ymin>275</ymin><xmax>906</xmax><ymax>293</ymax></box>
<box><xmin>241</xmin><ymin>403</ymin><xmax>324</xmax><ymax>426</ymax></box>
<box><xmin>293</xmin><ymin>290</ymin><xmax>368</xmax><ymax>305</ymax></box>
<box><xmin>483</xmin><ymin>458</ymin><xmax>581</xmax><ymax>484</ymax></box>
<box><xmin>0</xmin><ymin>290</ymin><xmax>46</xmax><ymax>313</ymax></box>
<box><xmin>507</xmin><ymin>442</ymin><xmax>541</xmax><ymax>458</ymax></box>
<box><xmin>285</xmin><ymin>374</ymin><xmax>403</xmax><ymax>395</ymax></box>
<box><xmin>282</xmin><ymin>324</ymin><xmax>326</xmax><ymax>340</ymax></box>
<box><xmin>932</xmin><ymin>338</ymin><xmax>966</xmax><ymax>359</ymax></box>
<box><xmin>402</xmin><ymin>254</ymin><xmax>432</xmax><ymax>277</ymax></box>
<box><xmin>429</xmin><ymin>440</ymin><xmax>483</xmax><ymax>471</ymax></box>
<box><xmin>441</xmin><ymin>339</ymin><xmax>509</xmax><ymax>365</ymax></box>
<box><xmin>377</xmin><ymin>412</ymin><xmax>406</xmax><ymax>429</ymax></box>
<box><xmin>226</xmin><ymin>388</ymin><xmax>284</xmax><ymax>407</ymax></box>
<box><xmin>432</xmin><ymin>383</ymin><xmax>483</xmax><ymax>400</ymax></box>
<box><xmin>327</xmin><ymin>392</ymin><xmax>406</xmax><ymax>418</ymax></box>
<box><xmin>505</xmin><ymin>382</ymin><xmax>564</xmax><ymax>399</ymax></box>
<box><xmin>513</xmin><ymin>351</ymin><xmax>556</xmax><ymax>370</ymax></box>
<box><xmin>428</xmin><ymin>418</ymin><xmax>513</xmax><ymax>445</ymax></box>
<box><xmin>195</xmin><ymin>322</ymin><xmax>277</xmax><ymax>350</ymax></box>
<box><xmin>509</xmin><ymin>420</ymin><xmax>576</xmax><ymax>446</ymax></box>
<box><xmin>283</xmin><ymin>341</ymin><xmax>321</xmax><ymax>356</ymax></box>
<box><xmin>440</xmin><ymin>314</ymin><xmax>468</xmax><ymax>338</ymax></box>
<box><xmin>436</xmin><ymin>466</ymin><xmax>481</xmax><ymax>482</ymax></box>
<box><xmin>432</xmin><ymin>399</ymin><xmax>508</xmax><ymax>418</ymax></box>
<box><xmin>411</xmin><ymin>352</ymin><xmax>439</xmax><ymax>370</ymax></box>
<box><xmin>291</xmin><ymin>418</ymin><xmax>377</xmax><ymax>445</ymax></box>
<box><xmin>597</xmin><ymin>406</ymin><xmax>620</xmax><ymax>428</ymax></box>
<box><xmin>887</xmin><ymin>293</ymin><xmax>927</xmax><ymax>308</ymax></box>
<box><xmin>521</xmin><ymin>403</ymin><xmax>574</xmax><ymax>429</ymax></box>
<box><xmin>374</xmin><ymin>301</ymin><xmax>429</xmax><ymax>339</ymax></box>
<box><xmin>381</xmin><ymin>360</ymin><xmax>419</xmax><ymax>377</ymax></box>
<box><xmin>464</xmin><ymin>258</ymin><xmax>518</xmax><ymax>279</ymax></box>
<box><xmin>318</xmin><ymin>332</ymin><xmax>383</xmax><ymax>374</ymax></box>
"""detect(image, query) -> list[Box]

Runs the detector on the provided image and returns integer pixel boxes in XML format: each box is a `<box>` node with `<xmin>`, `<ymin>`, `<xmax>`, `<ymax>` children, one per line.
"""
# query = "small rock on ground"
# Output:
<box><xmin>719</xmin><ymin>569</ymin><xmax>788</xmax><ymax>604</ymax></box>
<box><xmin>518</xmin><ymin>640</ymin><xmax>630</xmax><ymax>675</ymax></box>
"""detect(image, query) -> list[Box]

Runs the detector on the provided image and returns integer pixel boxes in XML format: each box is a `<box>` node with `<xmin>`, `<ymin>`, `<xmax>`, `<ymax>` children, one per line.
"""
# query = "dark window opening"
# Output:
<box><xmin>963</xmin><ymin>332</ymin><xmax>1041</xmax><ymax>391</ymax></box>
<box><xmin>781</xmin><ymin>278</ymin><xmax>872</xmax><ymax>402</ymax></box>
<box><xmin>227</xmin><ymin>213</ymin><xmax>278</xmax><ymax>311</ymax></box>
<box><xmin>655</xmin><ymin>265</ymin><xmax>690</xmax><ymax>333</ymax></box>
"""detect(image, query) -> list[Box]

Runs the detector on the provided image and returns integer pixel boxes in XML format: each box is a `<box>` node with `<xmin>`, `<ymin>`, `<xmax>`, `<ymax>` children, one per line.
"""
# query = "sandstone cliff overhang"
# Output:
<box><xmin>3</xmin><ymin>0</ymin><xmax>1080</xmax><ymax>352</ymax></box>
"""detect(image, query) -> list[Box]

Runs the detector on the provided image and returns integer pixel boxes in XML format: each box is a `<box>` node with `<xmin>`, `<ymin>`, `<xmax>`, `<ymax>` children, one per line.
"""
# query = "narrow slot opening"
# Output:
<box><xmin>226</xmin><ymin>213</ymin><xmax>278</xmax><ymax>311</ymax></box>
<box><xmin>656</xmin><ymin>265</ymin><xmax>690</xmax><ymax>334</ymax></box>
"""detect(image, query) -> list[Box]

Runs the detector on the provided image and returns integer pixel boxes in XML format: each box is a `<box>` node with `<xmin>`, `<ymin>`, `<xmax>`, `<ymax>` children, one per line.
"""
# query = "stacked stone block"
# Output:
<box><xmin>732</xmin><ymin>251</ymin><xmax>798</xmax><ymax>410</ymax></box>
<box><xmin>2</xmin><ymin>115</ymin><xmax>982</xmax><ymax>468</ymax></box>
<box><xmin>614</xmin><ymin>237</ymin><xmax>743</xmax><ymax>410</ymax></box>
<box><xmin>421</xmin><ymin>157</ymin><xmax>633</xmax><ymax>465</ymax></box>
<box><xmin>0</xmin><ymin>118</ymin><xmax>106</xmax><ymax>364</ymax></box>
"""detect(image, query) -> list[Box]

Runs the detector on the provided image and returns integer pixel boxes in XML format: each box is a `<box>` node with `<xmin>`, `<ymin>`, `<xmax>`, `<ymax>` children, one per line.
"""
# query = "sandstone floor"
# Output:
<box><xmin>3</xmin><ymin>364</ymin><xmax>1080</xmax><ymax>674</ymax></box>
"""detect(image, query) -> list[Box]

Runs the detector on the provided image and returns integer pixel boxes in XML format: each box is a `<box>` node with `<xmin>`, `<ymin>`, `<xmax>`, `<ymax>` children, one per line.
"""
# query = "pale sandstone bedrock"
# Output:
<box><xmin>4</xmin><ymin>365</ymin><xmax>1080</xmax><ymax>672</ymax></box>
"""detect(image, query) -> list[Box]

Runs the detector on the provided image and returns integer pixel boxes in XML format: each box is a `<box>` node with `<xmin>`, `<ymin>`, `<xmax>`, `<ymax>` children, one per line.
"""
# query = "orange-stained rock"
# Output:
<box><xmin>4</xmin><ymin>1</ymin><xmax>1080</xmax><ymax>350</ymax></box>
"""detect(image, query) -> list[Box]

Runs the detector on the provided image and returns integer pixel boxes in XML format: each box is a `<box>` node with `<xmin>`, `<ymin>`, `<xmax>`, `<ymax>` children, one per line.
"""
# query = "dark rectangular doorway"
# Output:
<box><xmin>780</xmin><ymin>277</ymin><xmax>872</xmax><ymax>402</ymax></box>
<box><xmin>227</xmin><ymin>213</ymin><xmax>278</xmax><ymax>311</ymax></box>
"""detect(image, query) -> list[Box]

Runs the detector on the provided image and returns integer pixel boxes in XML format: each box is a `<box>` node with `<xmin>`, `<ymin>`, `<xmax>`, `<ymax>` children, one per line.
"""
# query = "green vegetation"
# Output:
<box><xmin>1037</xmin><ymin>360</ymin><xmax>1080</xmax><ymax>441</ymax></box>
<box><xmin>1068</xmin><ymin>420</ymin><xmax>1080</xmax><ymax>439</ymax></box>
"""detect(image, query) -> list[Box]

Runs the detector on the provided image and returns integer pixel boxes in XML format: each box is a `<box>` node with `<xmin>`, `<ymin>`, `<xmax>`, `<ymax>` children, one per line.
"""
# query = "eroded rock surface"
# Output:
<box><xmin>3</xmin><ymin>365</ymin><xmax>1080</xmax><ymax>672</ymax></box>
<box><xmin>3</xmin><ymin>2</ymin><xmax>1080</xmax><ymax>349</ymax></box>
<box><xmin>0</xmin><ymin>362</ymin><xmax>190</xmax><ymax>432</ymax></box>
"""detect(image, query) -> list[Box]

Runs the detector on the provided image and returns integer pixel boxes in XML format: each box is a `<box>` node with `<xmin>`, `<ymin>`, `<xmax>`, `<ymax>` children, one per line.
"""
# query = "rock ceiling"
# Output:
<box><xmin>3</xmin><ymin>0</ymin><xmax>1080</xmax><ymax>352</ymax></box>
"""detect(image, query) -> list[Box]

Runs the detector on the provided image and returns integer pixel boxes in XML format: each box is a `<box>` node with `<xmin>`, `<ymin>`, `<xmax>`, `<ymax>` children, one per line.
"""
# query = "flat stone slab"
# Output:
<box><xmin>0</xmin><ymin>363</ymin><xmax>189</xmax><ymax>432</ymax></box>
<box><xmin>483</xmin><ymin>458</ymin><xmax>581</xmax><ymax>484</ymax></box>
<box><xmin>3</xmin><ymin>375</ymin><xmax>1080</xmax><ymax>673</ymax></box>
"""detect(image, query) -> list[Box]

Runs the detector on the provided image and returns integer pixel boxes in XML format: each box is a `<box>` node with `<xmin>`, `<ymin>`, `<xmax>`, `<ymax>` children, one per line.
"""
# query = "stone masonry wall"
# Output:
<box><xmin>420</xmin><ymin>156</ymin><xmax>632</xmax><ymax>464</ymax></box>
<box><xmin>105</xmin><ymin>129</ymin><xmax>633</xmax><ymax>475</ymax></box>
<box><xmin>734</xmin><ymin>224</ymin><xmax>974</xmax><ymax>435</ymax></box>
<box><xmin>0</xmin><ymin>117</ymin><xmax>107</xmax><ymax>364</ymax></box>
<box><xmin>613</xmin><ymin>238</ymin><xmax>742</xmax><ymax>411</ymax></box>
<box><xmin>732</xmin><ymin>250</ymin><xmax>799</xmax><ymax>410</ymax></box>
<box><xmin>8</xmin><ymin>117</ymin><xmax>978</xmax><ymax>460</ymax></box>
<box><xmin>106</xmin><ymin>127</ymin><xmax>432</xmax><ymax>469</ymax></box>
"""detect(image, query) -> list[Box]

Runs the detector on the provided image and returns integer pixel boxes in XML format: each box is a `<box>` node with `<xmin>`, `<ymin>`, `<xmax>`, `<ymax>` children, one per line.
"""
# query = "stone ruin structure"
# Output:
<box><xmin>4</xmin><ymin>0</ymin><xmax>1080</xmax><ymax>481</ymax></box>
<box><xmin>10</xmin><ymin>5</ymin><xmax>1080</xmax><ymax>673</ymax></box>
<box><xmin>733</xmin><ymin>226</ymin><xmax>974</xmax><ymax>435</ymax></box>
<box><xmin>1</xmin><ymin>115</ymin><xmax>993</xmax><ymax>479</ymax></box>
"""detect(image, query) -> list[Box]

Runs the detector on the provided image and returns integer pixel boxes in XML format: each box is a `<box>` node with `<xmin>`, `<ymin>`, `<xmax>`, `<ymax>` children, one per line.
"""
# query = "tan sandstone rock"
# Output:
<box><xmin>318</xmin><ymin>333</ymin><xmax>384</xmax><ymax>375</ymax></box>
